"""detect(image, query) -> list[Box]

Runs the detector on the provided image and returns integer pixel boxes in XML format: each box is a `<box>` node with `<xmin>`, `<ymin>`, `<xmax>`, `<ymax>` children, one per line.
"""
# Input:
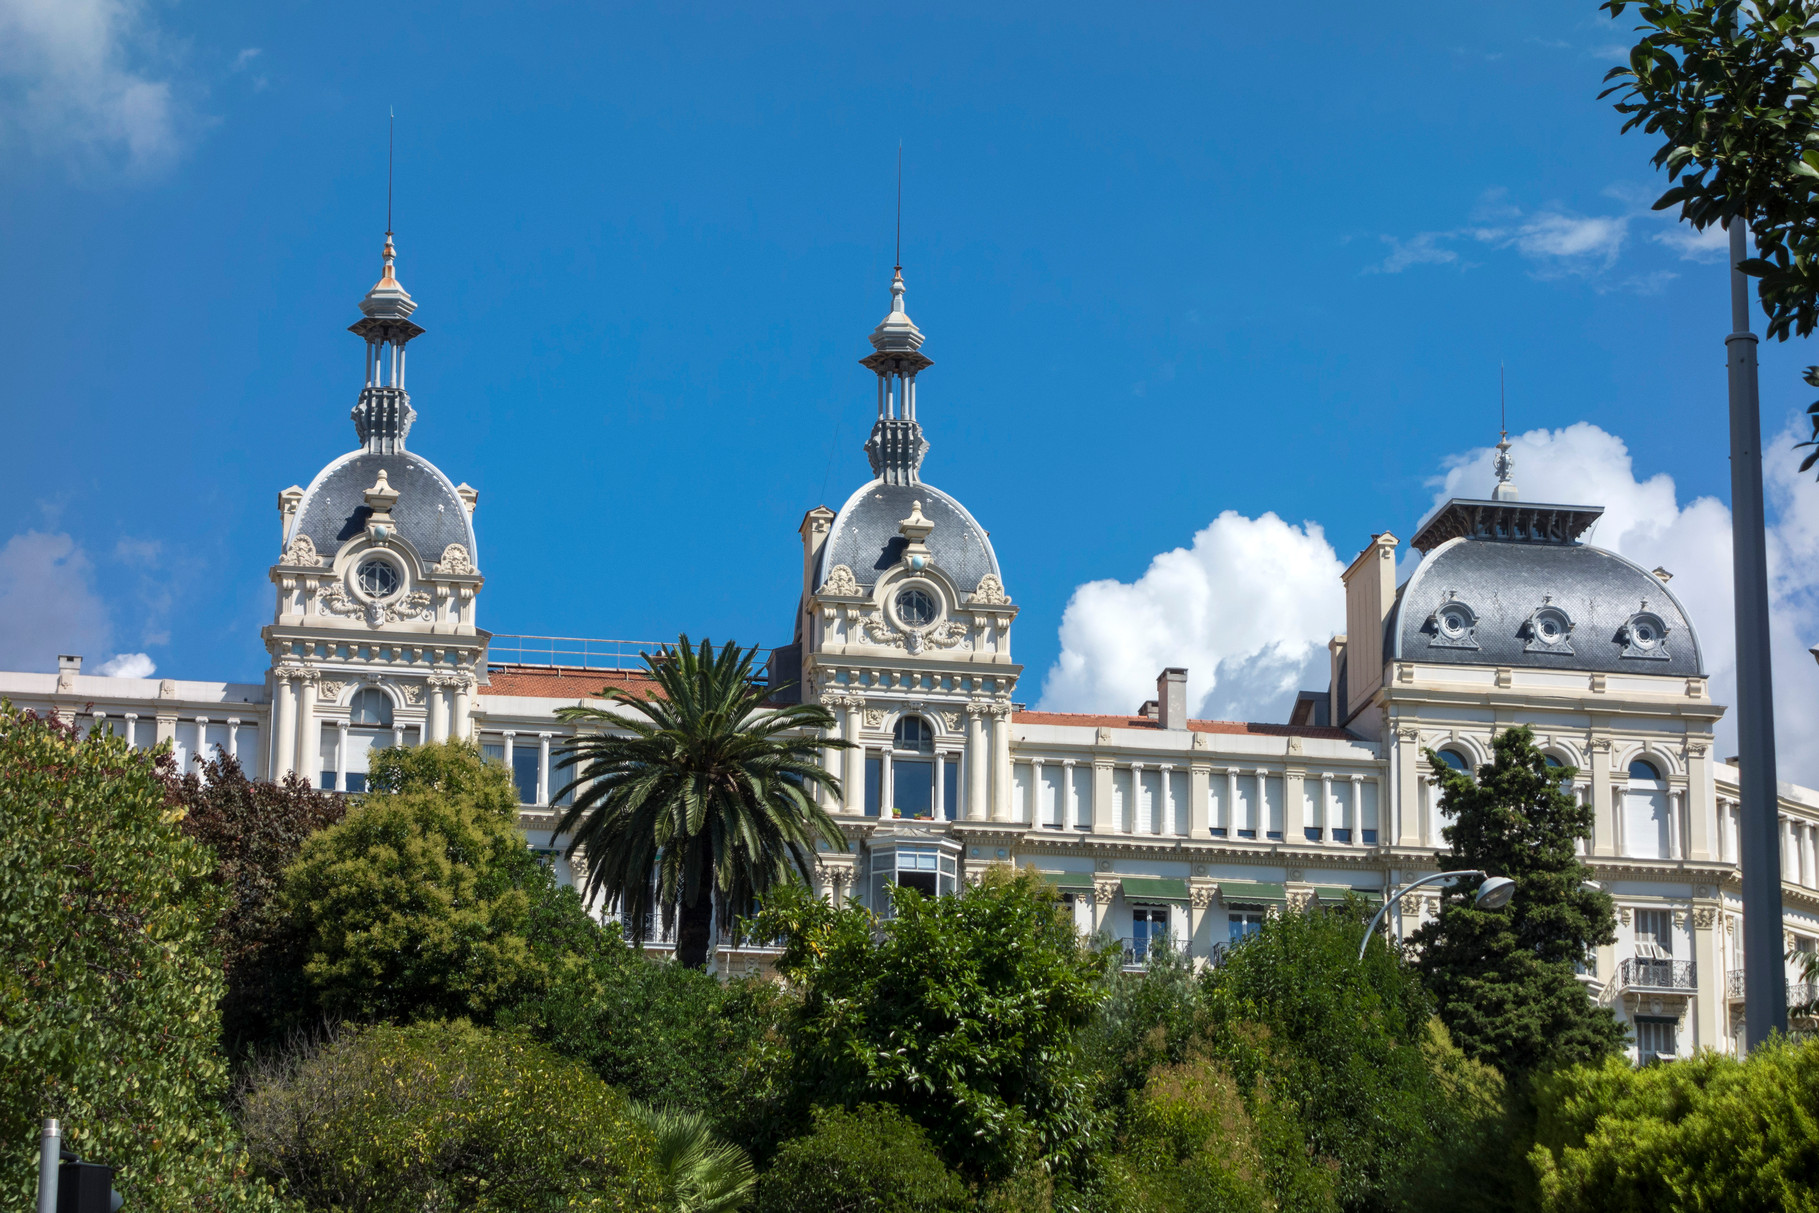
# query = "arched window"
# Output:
<box><xmin>1544</xmin><ymin>753</ymin><xmax>1575</xmax><ymax>788</ymax></box>
<box><xmin>893</xmin><ymin>715</ymin><xmax>933</xmax><ymax>754</ymax></box>
<box><xmin>1628</xmin><ymin>759</ymin><xmax>1662</xmax><ymax>782</ymax></box>
<box><xmin>350</xmin><ymin>687</ymin><xmax>393</xmax><ymax>729</ymax></box>
<box><xmin>1436</xmin><ymin>748</ymin><xmax>1470</xmax><ymax>773</ymax></box>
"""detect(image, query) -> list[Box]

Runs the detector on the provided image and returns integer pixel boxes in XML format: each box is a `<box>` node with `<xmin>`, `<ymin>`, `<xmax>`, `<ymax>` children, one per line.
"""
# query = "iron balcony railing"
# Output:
<box><xmin>487</xmin><ymin>634</ymin><xmax>687</xmax><ymax>670</ymax></box>
<box><xmin>1617</xmin><ymin>957</ymin><xmax>1696</xmax><ymax>993</ymax></box>
<box><xmin>1726</xmin><ymin>971</ymin><xmax>1819</xmax><ymax>1007</ymax></box>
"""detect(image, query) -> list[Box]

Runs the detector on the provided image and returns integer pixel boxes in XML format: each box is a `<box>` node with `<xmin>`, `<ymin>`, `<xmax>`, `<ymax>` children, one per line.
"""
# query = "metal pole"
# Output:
<box><xmin>37</xmin><ymin>1118</ymin><xmax>58</xmax><ymax>1213</ymax></box>
<box><xmin>1728</xmin><ymin>215</ymin><xmax>1788</xmax><ymax>1046</ymax></box>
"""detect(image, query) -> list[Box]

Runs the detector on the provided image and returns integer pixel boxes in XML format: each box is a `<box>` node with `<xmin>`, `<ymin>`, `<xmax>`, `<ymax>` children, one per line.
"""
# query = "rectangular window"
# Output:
<box><xmin>482</xmin><ymin>742</ymin><xmax>505</xmax><ymax>766</ymax></box>
<box><xmin>894</xmin><ymin>758</ymin><xmax>933</xmax><ymax>819</ymax></box>
<box><xmin>513</xmin><ymin>746</ymin><xmax>540</xmax><ymax>805</ymax></box>
<box><xmin>1238</xmin><ymin>829</ymin><xmax>1257</xmax><ymax>840</ymax></box>
<box><xmin>864</xmin><ymin>755</ymin><xmax>882</xmax><ymax>817</ymax></box>
<box><xmin>1362</xmin><ymin>829</ymin><xmax>1378</xmax><ymax>845</ymax></box>
<box><xmin>1332</xmin><ymin>827</ymin><xmax>1353</xmax><ymax>843</ymax></box>
<box><xmin>1211</xmin><ymin>827</ymin><xmax>1228</xmax><ymax>837</ymax></box>
<box><xmin>1305</xmin><ymin>827</ymin><xmax>1323</xmax><ymax>842</ymax></box>
<box><xmin>345</xmin><ymin>772</ymin><xmax>369</xmax><ymax>794</ymax></box>
<box><xmin>1228</xmin><ymin>911</ymin><xmax>1264</xmax><ymax>945</ymax></box>
<box><xmin>1130</xmin><ymin>906</ymin><xmax>1169</xmax><ymax>960</ymax></box>
<box><xmin>1634</xmin><ymin>1015</ymin><xmax>1678</xmax><ymax>1061</ymax></box>
<box><xmin>943</xmin><ymin>759</ymin><xmax>959</xmax><ymax>822</ymax></box>
<box><xmin>1635</xmin><ymin>909</ymin><xmax>1673</xmax><ymax>957</ymax></box>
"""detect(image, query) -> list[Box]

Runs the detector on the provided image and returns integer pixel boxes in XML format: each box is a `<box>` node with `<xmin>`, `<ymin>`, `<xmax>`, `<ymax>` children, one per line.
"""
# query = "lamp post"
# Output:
<box><xmin>1357</xmin><ymin>870</ymin><xmax>1515</xmax><ymax>961</ymax></box>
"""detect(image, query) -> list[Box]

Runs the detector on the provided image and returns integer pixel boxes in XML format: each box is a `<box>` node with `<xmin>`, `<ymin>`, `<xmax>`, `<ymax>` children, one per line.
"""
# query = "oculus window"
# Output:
<box><xmin>357</xmin><ymin>558</ymin><xmax>400</xmax><ymax>599</ymax></box>
<box><xmin>896</xmin><ymin>588</ymin><xmax>936</xmax><ymax>627</ymax></box>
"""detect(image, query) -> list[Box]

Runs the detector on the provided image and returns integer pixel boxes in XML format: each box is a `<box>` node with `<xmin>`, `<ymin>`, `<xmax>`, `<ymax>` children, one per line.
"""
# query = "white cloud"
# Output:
<box><xmin>94</xmin><ymin>651</ymin><xmax>154</xmax><ymax>678</ymax></box>
<box><xmin>0</xmin><ymin>0</ymin><xmax>188</xmax><ymax>172</ymax></box>
<box><xmin>1652</xmin><ymin>222</ymin><xmax>1730</xmax><ymax>263</ymax></box>
<box><xmin>1432</xmin><ymin>422</ymin><xmax>1819</xmax><ymax>784</ymax></box>
<box><xmin>1371</xmin><ymin>191</ymin><xmax>1632</xmax><ymax>278</ymax></box>
<box><xmin>1371</xmin><ymin>232</ymin><xmax>1461</xmax><ymax>274</ymax></box>
<box><xmin>1038</xmin><ymin>512</ymin><xmax>1345</xmax><ymax>722</ymax></box>
<box><xmin>1500</xmin><ymin>212</ymin><xmax>1627</xmax><ymax>265</ymax></box>
<box><xmin>0</xmin><ymin>531</ymin><xmax>113</xmax><ymax>672</ymax></box>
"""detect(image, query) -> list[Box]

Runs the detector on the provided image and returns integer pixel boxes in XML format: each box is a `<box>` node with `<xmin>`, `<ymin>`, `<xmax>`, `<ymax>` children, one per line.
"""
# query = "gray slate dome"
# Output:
<box><xmin>1387</xmin><ymin>535</ymin><xmax>1703</xmax><ymax>677</ymax></box>
<box><xmin>819</xmin><ymin>478</ymin><xmax>999</xmax><ymax>594</ymax></box>
<box><xmin>288</xmin><ymin>448</ymin><xmax>478</xmax><ymax>568</ymax></box>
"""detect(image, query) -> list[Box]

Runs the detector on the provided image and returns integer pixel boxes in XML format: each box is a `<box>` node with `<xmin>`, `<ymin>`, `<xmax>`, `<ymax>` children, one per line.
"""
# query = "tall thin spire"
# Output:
<box><xmin>348</xmin><ymin>111</ymin><xmax>423</xmax><ymax>454</ymax></box>
<box><xmin>895</xmin><ymin>142</ymin><xmax>902</xmax><ymax>269</ymax></box>
<box><xmin>1492</xmin><ymin>363</ymin><xmax>1519</xmax><ymax>501</ymax></box>
<box><xmin>861</xmin><ymin>164</ymin><xmax>932</xmax><ymax>485</ymax></box>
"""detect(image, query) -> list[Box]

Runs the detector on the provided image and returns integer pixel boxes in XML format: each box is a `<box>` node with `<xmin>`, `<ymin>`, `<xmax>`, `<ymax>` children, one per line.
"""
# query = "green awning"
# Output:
<box><xmin>1039</xmin><ymin>871</ymin><xmax>1094</xmax><ymax>893</ymax></box>
<box><xmin>1120</xmin><ymin>877</ymin><xmax>1189</xmax><ymax>903</ymax></box>
<box><xmin>1311</xmin><ymin>886</ymin><xmax>1380</xmax><ymax>902</ymax></box>
<box><xmin>1219</xmin><ymin>881</ymin><xmax>1287</xmax><ymax>905</ymax></box>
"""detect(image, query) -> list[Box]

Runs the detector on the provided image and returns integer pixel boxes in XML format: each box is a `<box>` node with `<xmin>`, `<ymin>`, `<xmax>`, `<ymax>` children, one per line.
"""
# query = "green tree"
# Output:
<box><xmin>238</xmin><ymin>1019</ymin><xmax>665</xmax><ymax>1213</ymax></box>
<box><xmin>1205</xmin><ymin>901</ymin><xmax>1495</xmax><ymax>1213</ymax></box>
<box><xmin>0</xmin><ymin>705</ymin><xmax>291</xmax><ymax>1212</ymax></box>
<box><xmin>751</xmin><ymin>1105</ymin><xmax>971</xmax><ymax>1213</ymax></box>
<box><xmin>1600</xmin><ymin>0</ymin><xmax>1819</xmax><ymax>464</ymax></box>
<box><xmin>630</xmin><ymin>1104</ymin><xmax>755</xmax><ymax>1213</ymax></box>
<box><xmin>748</xmin><ymin>868</ymin><xmax>1110</xmax><ymax>1185</ymax></box>
<box><xmin>1409</xmin><ymin>726</ymin><xmax>1624</xmax><ymax>1077</ymax></box>
<box><xmin>163</xmin><ymin>751</ymin><xmax>347</xmax><ymax>1056</ymax></box>
<box><xmin>280</xmin><ymin>740</ymin><xmax>596</xmax><ymax>1024</ymax></box>
<box><xmin>1102</xmin><ymin>1056</ymin><xmax>1284</xmax><ymax>1213</ymax></box>
<box><xmin>554</xmin><ymin>636</ymin><xmax>847</xmax><ymax>969</ymax></box>
<box><xmin>1529</xmin><ymin>1035</ymin><xmax>1819</xmax><ymax>1212</ymax></box>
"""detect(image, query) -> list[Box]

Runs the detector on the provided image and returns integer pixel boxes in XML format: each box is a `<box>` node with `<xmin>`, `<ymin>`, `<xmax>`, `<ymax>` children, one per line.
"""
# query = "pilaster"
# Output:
<box><xmin>1591</xmin><ymin>735</ymin><xmax>1615</xmax><ymax>857</ymax></box>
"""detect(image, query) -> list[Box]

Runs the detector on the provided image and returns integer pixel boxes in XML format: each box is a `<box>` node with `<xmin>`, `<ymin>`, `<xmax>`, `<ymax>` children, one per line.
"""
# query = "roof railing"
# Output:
<box><xmin>486</xmin><ymin>634</ymin><xmax>772</xmax><ymax>672</ymax></box>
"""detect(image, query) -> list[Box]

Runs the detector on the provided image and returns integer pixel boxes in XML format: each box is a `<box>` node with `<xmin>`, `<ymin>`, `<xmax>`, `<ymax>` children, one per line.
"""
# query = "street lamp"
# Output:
<box><xmin>1357</xmin><ymin>870</ymin><xmax>1515</xmax><ymax>960</ymax></box>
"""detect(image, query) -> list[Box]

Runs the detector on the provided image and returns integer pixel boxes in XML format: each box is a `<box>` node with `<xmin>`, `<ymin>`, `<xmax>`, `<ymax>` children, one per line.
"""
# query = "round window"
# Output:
<box><xmin>357</xmin><ymin>559</ymin><xmax>400</xmax><ymax>599</ymax></box>
<box><xmin>1631</xmin><ymin>621</ymin><xmax>1657</xmax><ymax>647</ymax></box>
<box><xmin>897</xmin><ymin>588</ymin><xmax>936</xmax><ymax>628</ymax></box>
<box><xmin>1438</xmin><ymin>608</ymin><xmax>1470</xmax><ymax>638</ymax></box>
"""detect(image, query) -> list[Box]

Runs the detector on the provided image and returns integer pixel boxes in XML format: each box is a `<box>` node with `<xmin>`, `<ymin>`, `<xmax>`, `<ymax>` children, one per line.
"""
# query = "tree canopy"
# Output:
<box><xmin>1410</xmin><ymin>727</ymin><xmax>1625</xmax><ymax>1077</ymax></box>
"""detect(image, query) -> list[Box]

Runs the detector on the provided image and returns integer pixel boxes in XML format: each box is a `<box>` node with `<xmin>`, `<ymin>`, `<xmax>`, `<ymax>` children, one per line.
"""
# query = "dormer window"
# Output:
<box><xmin>357</xmin><ymin>558</ymin><xmax>401</xmax><ymax>600</ymax></box>
<box><xmin>1619</xmin><ymin>610</ymin><xmax>1670</xmax><ymax>660</ymax></box>
<box><xmin>1427</xmin><ymin>593</ymin><xmax>1480</xmax><ymax>650</ymax></box>
<box><xmin>1523</xmin><ymin>601</ymin><xmax>1576</xmax><ymax>654</ymax></box>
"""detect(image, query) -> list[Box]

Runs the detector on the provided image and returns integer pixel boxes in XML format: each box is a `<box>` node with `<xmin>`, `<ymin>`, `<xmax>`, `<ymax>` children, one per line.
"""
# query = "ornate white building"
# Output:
<box><xmin>6</xmin><ymin>233</ymin><xmax>1818</xmax><ymax>1063</ymax></box>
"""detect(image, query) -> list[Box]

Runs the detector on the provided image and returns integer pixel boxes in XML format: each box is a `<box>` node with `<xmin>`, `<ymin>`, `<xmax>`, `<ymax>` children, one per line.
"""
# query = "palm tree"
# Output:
<box><xmin>553</xmin><ymin>636</ymin><xmax>848</xmax><ymax>969</ymax></box>
<box><xmin>630</xmin><ymin>1103</ymin><xmax>756</xmax><ymax>1213</ymax></box>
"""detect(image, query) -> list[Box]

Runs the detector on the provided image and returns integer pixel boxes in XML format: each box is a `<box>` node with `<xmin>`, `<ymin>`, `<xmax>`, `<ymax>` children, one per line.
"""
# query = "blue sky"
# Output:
<box><xmin>5</xmin><ymin>0</ymin><xmax>1819</xmax><ymax>769</ymax></box>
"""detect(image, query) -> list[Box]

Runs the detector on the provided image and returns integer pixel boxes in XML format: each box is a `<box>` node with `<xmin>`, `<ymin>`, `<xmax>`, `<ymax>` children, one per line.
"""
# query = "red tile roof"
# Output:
<box><xmin>482</xmin><ymin>665</ymin><xmax>664</xmax><ymax>700</ymax></box>
<box><xmin>1011</xmin><ymin>710</ymin><xmax>1352</xmax><ymax>741</ymax></box>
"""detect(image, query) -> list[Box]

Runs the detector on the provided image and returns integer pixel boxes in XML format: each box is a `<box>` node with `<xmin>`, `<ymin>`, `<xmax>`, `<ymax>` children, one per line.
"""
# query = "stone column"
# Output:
<box><xmin>1591</xmin><ymin>737</ymin><xmax>1615</xmax><ymax>857</ymax></box>
<box><xmin>295</xmin><ymin>672</ymin><xmax>319</xmax><ymax>787</ymax></box>
<box><xmin>1395</xmin><ymin>727</ymin><xmax>1422</xmax><ymax>847</ymax></box>
<box><xmin>990</xmin><ymin>705</ymin><xmax>1013</xmax><ymax>822</ymax></box>
<box><xmin>1255</xmin><ymin>768</ymin><xmax>1271</xmax><ymax>839</ymax></box>
<box><xmin>934</xmin><ymin>751</ymin><xmax>946</xmax><ymax>819</ymax></box>
<box><xmin>269</xmin><ymin>675</ymin><xmax>294</xmax><ymax>780</ymax></box>
<box><xmin>452</xmin><ymin>677</ymin><xmax>473</xmax><ymax>742</ymax></box>
<box><xmin>1350</xmin><ymin>774</ymin><xmax>1365</xmax><ymax>845</ymax></box>
<box><xmin>428</xmin><ymin>678</ymin><xmax>450</xmax><ymax>743</ymax></box>
<box><xmin>1189</xmin><ymin>763</ymin><xmax>1211</xmax><ymax>837</ymax></box>
<box><xmin>819</xmin><ymin>695</ymin><xmax>843</xmax><ymax>808</ymax></box>
<box><xmin>538</xmin><ymin>733</ymin><xmax>553</xmax><ymax>806</ymax></box>
<box><xmin>1031</xmin><ymin>758</ymin><xmax>1045</xmax><ymax>827</ymax></box>
<box><xmin>1063</xmin><ymin>759</ymin><xmax>1079</xmax><ymax>828</ymax></box>
<box><xmin>225</xmin><ymin>717</ymin><xmax>239</xmax><ymax>762</ymax></box>
<box><xmin>1669</xmin><ymin>788</ymin><xmax>1685</xmax><ymax>860</ymax></box>
<box><xmin>1318</xmin><ymin>773</ymin><xmax>1333</xmax><ymax>843</ymax></box>
<box><xmin>1158</xmin><ymin>764</ymin><xmax>1175</xmax><ymax>836</ymax></box>
<box><xmin>845</xmin><ymin>699</ymin><xmax>867</xmax><ymax>814</ymax></box>
<box><xmin>1130</xmin><ymin>762</ymin><xmax>1147</xmax><ymax>833</ymax></box>
<box><xmin>335</xmin><ymin>721</ymin><xmax>349</xmax><ymax>792</ymax></box>
<box><xmin>966</xmin><ymin>704</ymin><xmax>989</xmax><ymax>820</ymax></box>
<box><xmin>1092</xmin><ymin>759</ymin><xmax>1116</xmax><ymax>834</ymax></box>
<box><xmin>1226</xmin><ymin>769</ymin><xmax>1240</xmax><ymax>836</ymax></box>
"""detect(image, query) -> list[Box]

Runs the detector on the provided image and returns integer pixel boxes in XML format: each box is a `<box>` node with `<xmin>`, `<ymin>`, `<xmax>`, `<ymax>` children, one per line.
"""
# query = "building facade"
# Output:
<box><xmin>6</xmin><ymin>234</ymin><xmax>1818</xmax><ymax>1062</ymax></box>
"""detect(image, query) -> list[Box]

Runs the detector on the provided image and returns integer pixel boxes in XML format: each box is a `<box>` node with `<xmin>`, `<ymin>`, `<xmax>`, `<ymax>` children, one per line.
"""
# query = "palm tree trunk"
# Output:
<box><xmin>675</xmin><ymin>842</ymin><xmax>716</xmax><ymax>969</ymax></box>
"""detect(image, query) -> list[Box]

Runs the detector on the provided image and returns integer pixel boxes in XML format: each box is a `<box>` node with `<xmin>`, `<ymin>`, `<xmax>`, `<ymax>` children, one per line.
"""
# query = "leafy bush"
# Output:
<box><xmin>239</xmin><ymin>1019</ymin><xmax>664</xmax><ymax>1212</ymax></box>
<box><xmin>0</xmin><ymin>705</ymin><xmax>291</xmax><ymax>1212</ymax></box>
<box><xmin>1529</xmin><ymin>1035</ymin><xmax>1819</xmax><ymax>1212</ymax></box>
<box><xmin>749</xmin><ymin>868</ymin><xmax>1112</xmax><ymax>1183</ymax></box>
<box><xmin>279</xmin><ymin>741</ymin><xmax>595</xmax><ymax>1024</ymax></box>
<box><xmin>164</xmin><ymin>751</ymin><xmax>346</xmax><ymax>1055</ymax></box>
<box><xmin>1103</xmin><ymin>1056</ymin><xmax>1283</xmax><ymax>1213</ymax></box>
<box><xmin>752</xmin><ymin>1105</ymin><xmax>970</xmax><ymax>1213</ymax></box>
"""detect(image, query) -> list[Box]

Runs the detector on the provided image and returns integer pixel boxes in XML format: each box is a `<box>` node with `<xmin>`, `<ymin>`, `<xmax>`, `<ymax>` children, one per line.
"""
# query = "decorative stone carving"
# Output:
<box><xmin>861</xmin><ymin>616</ymin><xmax>907</xmax><ymax>649</ymax></box>
<box><xmin>434</xmin><ymin>543</ymin><xmax>476</xmax><ymax>575</ymax></box>
<box><xmin>1618</xmin><ymin>906</ymin><xmax>1632</xmax><ymax>926</ymax></box>
<box><xmin>1673</xmin><ymin>909</ymin><xmax>1689</xmax><ymax>929</ymax></box>
<box><xmin>1190</xmin><ymin>884</ymin><xmax>1218</xmax><ymax>909</ymax></box>
<box><xmin>1093</xmin><ymin>879</ymin><xmax>1119</xmax><ymax>905</ymax></box>
<box><xmin>282</xmin><ymin>533</ymin><xmax>324</xmax><ymax>567</ymax></box>
<box><xmin>1096</xmin><ymin>727</ymin><xmax>1112</xmax><ymax>744</ymax></box>
<box><xmin>818</xmin><ymin>564</ymin><xmax>861</xmax><ymax>597</ymax></box>
<box><xmin>318</xmin><ymin>582</ymin><xmax>364</xmax><ymax>618</ymax></box>
<box><xmin>402</xmin><ymin>683</ymin><xmax>426</xmax><ymax>704</ymax></box>
<box><xmin>942</xmin><ymin>711</ymin><xmax>962</xmax><ymax>731</ymax></box>
<box><xmin>1286</xmin><ymin>889</ymin><xmax>1314</xmax><ymax>911</ymax></box>
<box><xmin>317</xmin><ymin>680</ymin><xmax>347</xmax><ymax>701</ymax></box>
<box><xmin>863</xmin><ymin>709</ymin><xmax>884</xmax><ymax>729</ymax></box>
<box><xmin>1693</xmin><ymin>907</ymin><xmax>1717</xmax><ymax>929</ymax></box>
<box><xmin>968</xmin><ymin>573</ymin><xmax>1012</xmax><ymax>606</ymax></box>
<box><xmin>907</xmin><ymin>619</ymin><xmax>970</xmax><ymax>654</ymax></box>
<box><xmin>1287</xmin><ymin>736</ymin><xmax>1303</xmax><ymax>755</ymax></box>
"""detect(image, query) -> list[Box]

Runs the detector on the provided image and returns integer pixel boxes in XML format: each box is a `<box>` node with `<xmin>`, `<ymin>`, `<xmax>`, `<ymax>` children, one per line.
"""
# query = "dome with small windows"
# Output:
<box><xmin>288</xmin><ymin>449</ymin><xmax>477</xmax><ymax>569</ymax></box>
<box><xmin>819</xmin><ymin>479</ymin><xmax>998</xmax><ymax>596</ymax></box>
<box><xmin>1386</xmin><ymin>495</ymin><xmax>1703</xmax><ymax>678</ymax></box>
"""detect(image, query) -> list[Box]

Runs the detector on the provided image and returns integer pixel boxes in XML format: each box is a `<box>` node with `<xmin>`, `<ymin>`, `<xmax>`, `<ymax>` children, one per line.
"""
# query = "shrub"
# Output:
<box><xmin>1529</xmin><ymin>1035</ymin><xmax>1819</xmax><ymax>1212</ymax></box>
<box><xmin>0</xmin><ymin>705</ymin><xmax>291</xmax><ymax>1212</ymax></box>
<box><xmin>752</xmin><ymin>1105</ymin><xmax>970</xmax><ymax>1213</ymax></box>
<box><xmin>1106</xmin><ymin>1056</ymin><xmax>1281</xmax><ymax>1213</ymax></box>
<box><xmin>239</xmin><ymin>1019</ymin><xmax>664</xmax><ymax>1212</ymax></box>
